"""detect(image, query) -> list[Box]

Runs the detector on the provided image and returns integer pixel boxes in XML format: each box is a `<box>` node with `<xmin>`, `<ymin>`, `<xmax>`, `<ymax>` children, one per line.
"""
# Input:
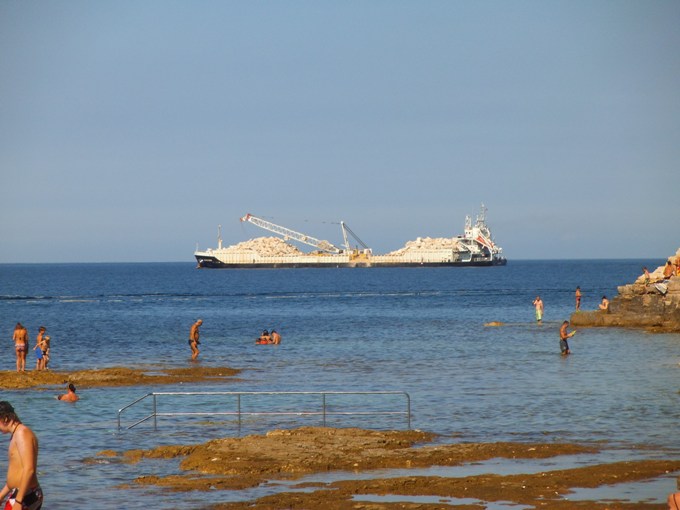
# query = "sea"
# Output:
<box><xmin>1</xmin><ymin>260</ymin><xmax>679</xmax><ymax>509</ymax></box>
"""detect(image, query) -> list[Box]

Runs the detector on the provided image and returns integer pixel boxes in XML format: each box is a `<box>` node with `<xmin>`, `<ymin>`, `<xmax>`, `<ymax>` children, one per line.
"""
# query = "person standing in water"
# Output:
<box><xmin>575</xmin><ymin>287</ymin><xmax>581</xmax><ymax>311</ymax></box>
<box><xmin>0</xmin><ymin>401</ymin><xmax>43</xmax><ymax>509</ymax></box>
<box><xmin>532</xmin><ymin>296</ymin><xmax>544</xmax><ymax>324</ymax></box>
<box><xmin>559</xmin><ymin>320</ymin><xmax>576</xmax><ymax>355</ymax></box>
<box><xmin>189</xmin><ymin>319</ymin><xmax>203</xmax><ymax>360</ymax></box>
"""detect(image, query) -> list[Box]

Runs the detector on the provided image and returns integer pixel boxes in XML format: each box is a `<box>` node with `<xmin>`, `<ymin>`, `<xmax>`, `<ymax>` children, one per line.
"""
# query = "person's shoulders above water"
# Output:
<box><xmin>57</xmin><ymin>384</ymin><xmax>79</xmax><ymax>402</ymax></box>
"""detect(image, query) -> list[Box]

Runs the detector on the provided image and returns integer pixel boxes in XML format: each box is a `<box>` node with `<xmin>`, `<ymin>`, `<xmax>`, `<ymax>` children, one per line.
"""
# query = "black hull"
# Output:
<box><xmin>195</xmin><ymin>255</ymin><xmax>507</xmax><ymax>269</ymax></box>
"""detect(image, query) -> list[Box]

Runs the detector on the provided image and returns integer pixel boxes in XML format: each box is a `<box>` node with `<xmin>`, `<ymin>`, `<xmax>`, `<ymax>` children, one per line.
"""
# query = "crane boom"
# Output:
<box><xmin>240</xmin><ymin>213</ymin><xmax>342</xmax><ymax>253</ymax></box>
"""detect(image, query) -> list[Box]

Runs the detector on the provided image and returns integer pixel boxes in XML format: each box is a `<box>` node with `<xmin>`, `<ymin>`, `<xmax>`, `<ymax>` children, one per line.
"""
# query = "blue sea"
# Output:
<box><xmin>1</xmin><ymin>260</ymin><xmax>679</xmax><ymax>508</ymax></box>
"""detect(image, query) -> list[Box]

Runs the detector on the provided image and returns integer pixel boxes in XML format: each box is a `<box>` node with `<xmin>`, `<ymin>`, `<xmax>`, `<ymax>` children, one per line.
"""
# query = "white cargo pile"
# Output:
<box><xmin>223</xmin><ymin>237</ymin><xmax>304</xmax><ymax>256</ymax></box>
<box><xmin>387</xmin><ymin>237</ymin><xmax>461</xmax><ymax>256</ymax></box>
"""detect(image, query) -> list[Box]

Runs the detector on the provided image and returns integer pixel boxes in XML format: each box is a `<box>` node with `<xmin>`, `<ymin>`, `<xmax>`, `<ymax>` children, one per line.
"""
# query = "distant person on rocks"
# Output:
<box><xmin>559</xmin><ymin>320</ymin><xmax>575</xmax><ymax>355</ymax></box>
<box><xmin>270</xmin><ymin>330</ymin><xmax>281</xmax><ymax>345</ymax></box>
<box><xmin>642</xmin><ymin>267</ymin><xmax>651</xmax><ymax>285</ymax></box>
<box><xmin>599</xmin><ymin>296</ymin><xmax>609</xmax><ymax>312</ymax></box>
<box><xmin>189</xmin><ymin>319</ymin><xmax>203</xmax><ymax>360</ymax></box>
<box><xmin>33</xmin><ymin>327</ymin><xmax>46</xmax><ymax>371</ymax></box>
<box><xmin>575</xmin><ymin>287</ymin><xmax>582</xmax><ymax>311</ymax></box>
<box><xmin>0</xmin><ymin>401</ymin><xmax>43</xmax><ymax>509</ymax></box>
<box><xmin>12</xmin><ymin>323</ymin><xmax>28</xmax><ymax>373</ymax></box>
<box><xmin>532</xmin><ymin>296</ymin><xmax>544</xmax><ymax>323</ymax></box>
<box><xmin>663</xmin><ymin>260</ymin><xmax>675</xmax><ymax>280</ymax></box>
<box><xmin>42</xmin><ymin>335</ymin><xmax>51</xmax><ymax>370</ymax></box>
<box><xmin>57</xmin><ymin>383</ymin><xmax>79</xmax><ymax>402</ymax></box>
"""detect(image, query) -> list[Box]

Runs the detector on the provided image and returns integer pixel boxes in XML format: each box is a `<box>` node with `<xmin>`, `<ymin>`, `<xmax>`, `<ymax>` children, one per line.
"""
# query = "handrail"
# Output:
<box><xmin>117</xmin><ymin>391</ymin><xmax>410</xmax><ymax>432</ymax></box>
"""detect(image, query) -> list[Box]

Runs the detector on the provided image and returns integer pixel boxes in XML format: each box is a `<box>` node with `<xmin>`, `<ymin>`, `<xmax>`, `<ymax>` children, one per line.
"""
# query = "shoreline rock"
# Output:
<box><xmin>0</xmin><ymin>366</ymin><xmax>241</xmax><ymax>390</ymax></box>
<box><xmin>109</xmin><ymin>426</ymin><xmax>680</xmax><ymax>509</ymax></box>
<box><xmin>571</xmin><ymin>248</ymin><xmax>680</xmax><ymax>332</ymax></box>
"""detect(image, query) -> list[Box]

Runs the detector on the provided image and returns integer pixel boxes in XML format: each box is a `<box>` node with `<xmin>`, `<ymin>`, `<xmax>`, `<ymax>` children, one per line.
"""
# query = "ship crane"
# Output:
<box><xmin>240</xmin><ymin>213</ymin><xmax>342</xmax><ymax>254</ymax></box>
<box><xmin>340</xmin><ymin>221</ymin><xmax>371</xmax><ymax>253</ymax></box>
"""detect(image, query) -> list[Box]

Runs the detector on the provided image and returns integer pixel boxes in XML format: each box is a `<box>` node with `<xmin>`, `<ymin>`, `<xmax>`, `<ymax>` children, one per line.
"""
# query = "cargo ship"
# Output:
<box><xmin>194</xmin><ymin>205</ymin><xmax>506</xmax><ymax>269</ymax></box>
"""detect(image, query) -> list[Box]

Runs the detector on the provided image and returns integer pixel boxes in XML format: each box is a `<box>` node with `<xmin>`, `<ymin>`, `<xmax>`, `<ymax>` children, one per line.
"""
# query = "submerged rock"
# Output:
<box><xmin>571</xmin><ymin>248</ymin><xmax>680</xmax><ymax>332</ymax></box>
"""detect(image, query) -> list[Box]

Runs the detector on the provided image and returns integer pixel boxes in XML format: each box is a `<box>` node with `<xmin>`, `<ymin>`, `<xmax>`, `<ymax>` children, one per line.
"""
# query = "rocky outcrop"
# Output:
<box><xmin>570</xmin><ymin>249</ymin><xmax>680</xmax><ymax>332</ymax></box>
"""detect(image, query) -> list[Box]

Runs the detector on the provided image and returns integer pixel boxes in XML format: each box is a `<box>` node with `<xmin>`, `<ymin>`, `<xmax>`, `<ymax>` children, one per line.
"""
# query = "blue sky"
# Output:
<box><xmin>1</xmin><ymin>1</ymin><xmax>678</xmax><ymax>263</ymax></box>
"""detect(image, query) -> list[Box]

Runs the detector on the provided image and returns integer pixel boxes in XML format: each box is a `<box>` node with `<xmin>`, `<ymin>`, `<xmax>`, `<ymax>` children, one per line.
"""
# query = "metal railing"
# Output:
<box><xmin>117</xmin><ymin>391</ymin><xmax>411</xmax><ymax>432</ymax></box>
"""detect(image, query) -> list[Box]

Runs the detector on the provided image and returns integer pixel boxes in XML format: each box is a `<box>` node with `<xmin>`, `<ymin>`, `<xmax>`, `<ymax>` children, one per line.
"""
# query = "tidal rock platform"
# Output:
<box><xmin>571</xmin><ymin>249</ymin><xmax>680</xmax><ymax>332</ymax></box>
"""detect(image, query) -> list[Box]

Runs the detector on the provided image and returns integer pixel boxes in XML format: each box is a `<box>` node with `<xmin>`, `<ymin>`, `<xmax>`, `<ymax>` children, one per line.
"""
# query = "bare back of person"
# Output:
<box><xmin>57</xmin><ymin>384</ymin><xmax>79</xmax><ymax>402</ymax></box>
<box><xmin>13</xmin><ymin>326</ymin><xmax>28</xmax><ymax>372</ymax></box>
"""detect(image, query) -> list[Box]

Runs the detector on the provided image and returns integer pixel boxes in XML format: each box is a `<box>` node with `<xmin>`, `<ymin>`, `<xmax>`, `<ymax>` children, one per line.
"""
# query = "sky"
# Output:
<box><xmin>1</xmin><ymin>0</ymin><xmax>679</xmax><ymax>263</ymax></box>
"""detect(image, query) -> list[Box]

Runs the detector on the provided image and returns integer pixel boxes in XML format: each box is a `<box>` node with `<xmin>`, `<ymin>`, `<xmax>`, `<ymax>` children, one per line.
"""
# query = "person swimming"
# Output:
<box><xmin>57</xmin><ymin>383</ymin><xmax>79</xmax><ymax>402</ymax></box>
<box><xmin>256</xmin><ymin>330</ymin><xmax>272</xmax><ymax>344</ymax></box>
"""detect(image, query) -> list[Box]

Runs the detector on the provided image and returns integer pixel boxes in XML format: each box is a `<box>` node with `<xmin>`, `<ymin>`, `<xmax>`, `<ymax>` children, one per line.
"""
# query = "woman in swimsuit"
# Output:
<box><xmin>12</xmin><ymin>324</ymin><xmax>27</xmax><ymax>373</ymax></box>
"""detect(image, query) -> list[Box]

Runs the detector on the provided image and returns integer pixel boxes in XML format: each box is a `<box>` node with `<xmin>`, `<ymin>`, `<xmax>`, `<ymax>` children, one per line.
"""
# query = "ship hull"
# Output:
<box><xmin>195</xmin><ymin>255</ymin><xmax>507</xmax><ymax>269</ymax></box>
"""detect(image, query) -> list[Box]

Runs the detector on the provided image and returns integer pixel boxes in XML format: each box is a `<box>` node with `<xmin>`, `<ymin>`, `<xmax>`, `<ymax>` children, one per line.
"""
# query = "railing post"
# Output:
<box><xmin>405</xmin><ymin>392</ymin><xmax>411</xmax><ymax>429</ymax></box>
<box><xmin>237</xmin><ymin>394</ymin><xmax>241</xmax><ymax>429</ymax></box>
<box><xmin>153</xmin><ymin>394</ymin><xmax>157</xmax><ymax>431</ymax></box>
<box><xmin>322</xmin><ymin>393</ymin><xmax>326</xmax><ymax>426</ymax></box>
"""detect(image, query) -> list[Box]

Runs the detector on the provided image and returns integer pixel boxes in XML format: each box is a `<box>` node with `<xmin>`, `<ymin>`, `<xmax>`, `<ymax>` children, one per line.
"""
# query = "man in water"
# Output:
<box><xmin>532</xmin><ymin>296</ymin><xmax>544</xmax><ymax>323</ymax></box>
<box><xmin>0</xmin><ymin>401</ymin><xmax>43</xmax><ymax>509</ymax></box>
<box><xmin>559</xmin><ymin>320</ymin><xmax>575</xmax><ymax>355</ymax></box>
<box><xmin>189</xmin><ymin>319</ymin><xmax>203</xmax><ymax>360</ymax></box>
<box><xmin>270</xmin><ymin>330</ymin><xmax>281</xmax><ymax>345</ymax></box>
<box><xmin>575</xmin><ymin>287</ymin><xmax>581</xmax><ymax>311</ymax></box>
<box><xmin>57</xmin><ymin>383</ymin><xmax>79</xmax><ymax>402</ymax></box>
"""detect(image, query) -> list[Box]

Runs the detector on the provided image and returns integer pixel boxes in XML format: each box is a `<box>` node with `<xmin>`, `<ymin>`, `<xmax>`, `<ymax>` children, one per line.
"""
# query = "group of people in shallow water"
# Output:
<box><xmin>2</xmin><ymin>325</ymin><xmax>79</xmax><ymax>509</ymax></box>
<box><xmin>536</xmin><ymin>262</ymin><xmax>680</xmax><ymax>358</ymax></box>
<box><xmin>532</xmin><ymin>285</ymin><xmax>609</xmax><ymax>357</ymax></box>
<box><xmin>256</xmin><ymin>329</ymin><xmax>281</xmax><ymax>345</ymax></box>
<box><xmin>12</xmin><ymin>324</ymin><xmax>51</xmax><ymax>373</ymax></box>
<box><xmin>188</xmin><ymin>319</ymin><xmax>282</xmax><ymax>359</ymax></box>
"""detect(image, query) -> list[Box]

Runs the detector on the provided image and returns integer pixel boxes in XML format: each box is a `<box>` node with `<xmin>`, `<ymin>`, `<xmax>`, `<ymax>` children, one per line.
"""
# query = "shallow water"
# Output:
<box><xmin>1</xmin><ymin>261</ymin><xmax>678</xmax><ymax>508</ymax></box>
